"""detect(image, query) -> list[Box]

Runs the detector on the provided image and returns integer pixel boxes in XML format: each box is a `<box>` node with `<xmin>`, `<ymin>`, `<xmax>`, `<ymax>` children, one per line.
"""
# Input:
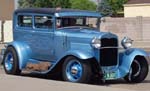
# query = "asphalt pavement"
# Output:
<box><xmin>0</xmin><ymin>64</ymin><xmax>150</xmax><ymax>91</ymax></box>
<box><xmin>0</xmin><ymin>68</ymin><xmax>135</xmax><ymax>91</ymax></box>
<box><xmin>0</xmin><ymin>49</ymin><xmax>150</xmax><ymax>91</ymax></box>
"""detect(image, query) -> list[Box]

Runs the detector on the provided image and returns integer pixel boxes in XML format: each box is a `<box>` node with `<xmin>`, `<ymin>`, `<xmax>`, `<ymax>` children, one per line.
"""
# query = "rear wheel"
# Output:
<box><xmin>62</xmin><ymin>57</ymin><xmax>92</xmax><ymax>83</ymax></box>
<box><xmin>3</xmin><ymin>47</ymin><xmax>21</xmax><ymax>75</ymax></box>
<box><xmin>124</xmin><ymin>57</ymin><xmax>149</xmax><ymax>83</ymax></box>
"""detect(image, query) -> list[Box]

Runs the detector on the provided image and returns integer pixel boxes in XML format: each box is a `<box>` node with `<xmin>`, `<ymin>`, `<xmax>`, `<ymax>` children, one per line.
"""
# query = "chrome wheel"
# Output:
<box><xmin>63</xmin><ymin>57</ymin><xmax>92</xmax><ymax>83</ymax></box>
<box><xmin>3</xmin><ymin>47</ymin><xmax>21</xmax><ymax>75</ymax></box>
<box><xmin>4</xmin><ymin>52</ymin><xmax>14</xmax><ymax>71</ymax></box>
<box><xmin>66</xmin><ymin>60</ymin><xmax>82</xmax><ymax>82</ymax></box>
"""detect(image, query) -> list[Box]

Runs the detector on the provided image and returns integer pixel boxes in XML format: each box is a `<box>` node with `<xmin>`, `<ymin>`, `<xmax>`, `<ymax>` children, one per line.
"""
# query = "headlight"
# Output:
<box><xmin>91</xmin><ymin>37</ymin><xmax>101</xmax><ymax>49</ymax></box>
<box><xmin>121</xmin><ymin>37</ymin><xmax>133</xmax><ymax>49</ymax></box>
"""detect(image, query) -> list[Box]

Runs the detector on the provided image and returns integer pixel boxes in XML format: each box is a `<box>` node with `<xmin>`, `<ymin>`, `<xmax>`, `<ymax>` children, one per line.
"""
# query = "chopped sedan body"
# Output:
<box><xmin>2</xmin><ymin>8</ymin><xmax>149</xmax><ymax>83</ymax></box>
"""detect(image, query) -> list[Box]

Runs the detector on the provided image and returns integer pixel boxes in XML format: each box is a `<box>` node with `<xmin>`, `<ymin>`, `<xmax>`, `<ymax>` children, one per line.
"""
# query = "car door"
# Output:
<box><xmin>30</xmin><ymin>15</ymin><xmax>55</xmax><ymax>61</ymax></box>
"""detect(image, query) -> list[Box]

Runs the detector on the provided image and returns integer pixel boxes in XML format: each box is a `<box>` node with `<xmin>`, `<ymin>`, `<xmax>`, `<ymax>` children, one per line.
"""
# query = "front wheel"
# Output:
<box><xmin>124</xmin><ymin>57</ymin><xmax>149</xmax><ymax>83</ymax></box>
<box><xmin>62</xmin><ymin>57</ymin><xmax>92</xmax><ymax>83</ymax></box>
<box><xmin>3</xmin><ymin>47</ymin><xmax>21</xmax><ymax>75</ymax></box>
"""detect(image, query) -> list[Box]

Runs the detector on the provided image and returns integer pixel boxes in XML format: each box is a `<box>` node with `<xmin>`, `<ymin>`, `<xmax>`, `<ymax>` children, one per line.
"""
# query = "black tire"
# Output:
<box><xmin>3</xmin><ymin>47</ymin><xmax>21</xmax><ymax>75</ymax></box>
<box><xmin>62</xmin><ymin>56</ymin><xmax>92</xmax><ymax>83</ymax></box>
<box><xmin>124</xmin><ymin>57</ymin><xmax>149</xmax><ymax>83</ymax></box>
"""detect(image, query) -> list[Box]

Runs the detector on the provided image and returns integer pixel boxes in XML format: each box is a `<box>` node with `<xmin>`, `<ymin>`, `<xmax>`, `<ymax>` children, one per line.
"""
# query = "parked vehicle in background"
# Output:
<box><xmin>2</xmin><ymin>8</ymin><xmax>149</xmax><ymax>83</ymax></box>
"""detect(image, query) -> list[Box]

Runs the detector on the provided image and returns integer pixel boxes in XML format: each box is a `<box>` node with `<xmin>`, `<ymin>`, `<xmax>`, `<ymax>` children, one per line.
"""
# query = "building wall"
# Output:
<box><xmin>101</xmin><ymin>17</ymin><xmax>150</xmax><ymax>40</ymax></box>
<box><xmin>3</xmin><ymin>21</ymin><xmax>13</xmax><ymax>43</ymax></box>
<box><xmin>1</xmin><ymin>17</ymin><xmax>150</xmax><ymax>50</ymax></box>
<box><xmin>100</xmin><ymin>17</ymin><xmax>150</xmax><ymax>50</ymax></box>
<box><xmin>124</xmin><ymin>4</ymin><xmax>150</xmax><ymax>17</ymax></box>
<box><xmin>0</xmin><ymin>0</ymin><xmax>15</xmax><ymax>20</ymax></box>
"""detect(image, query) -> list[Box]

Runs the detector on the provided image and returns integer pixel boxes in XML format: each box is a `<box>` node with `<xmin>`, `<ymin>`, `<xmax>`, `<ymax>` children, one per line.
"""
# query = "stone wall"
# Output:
<box><xmin>101</xmin><ymin>17</ymin><xmax>150</xmax><ymax>41</ymax></box>
<box><xmin>1</xmin><ymin>17</ymin><xmax>150</xmax><ymax>50</ymax></box>
<box><xmin>100</xmin><ymin>17</ymin><xmax>150</xmax><ymax>51</ymax></box>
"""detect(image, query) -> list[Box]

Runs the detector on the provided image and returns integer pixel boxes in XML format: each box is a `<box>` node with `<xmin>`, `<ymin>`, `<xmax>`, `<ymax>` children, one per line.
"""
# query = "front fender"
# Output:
<box><xmin>7</xmin><ymin>41</ymin><xmax>32</xmax><ymax>69</ymax></box>
<box><xmin>63</xmin><ymin>50</ymin><xmax>94</xmax><ymax>60</ymax></box>
<box><xmin>118</xmin><ymin>48</ymin><xmax>148</xmax><ymax>77</ymax></box>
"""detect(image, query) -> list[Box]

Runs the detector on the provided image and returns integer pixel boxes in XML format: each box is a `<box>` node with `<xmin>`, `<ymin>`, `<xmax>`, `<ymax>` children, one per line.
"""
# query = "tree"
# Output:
<box><xmin>98</xmin><ymin>0</ymin><xmax>128</xmax><ymax>16</ymax></box>
<box><xmin>18</xmin><ymin>0</ymin><xmax>37</xmax><ymax>8</ymax></box>
<box><xmin>18</xmin><ymin>0</ymin><xmax>96</xmax><ymax>11</ymax></box>
<box><xmin>98</xmin><ymin>0</ymin><xmax>113</xmax><ymax>16</ymax></box>
<box><xmin>52</xmin><ymin>0</ymin><xmax>71</xmax><ymax>8</ymax></box>
<box><xmin>18</xmin><ymin>0</ymin><xmax>71</xmax><ymax>8</ymax></box>
<box><xmin>70</xmin><ymin>0</ymin><xmax>96</xmax><ymax>11</ymax></box>
<box><xmin>34</xmin><ymin>0</ymin><xmax>53</xmax><ymax>8</ymax></box>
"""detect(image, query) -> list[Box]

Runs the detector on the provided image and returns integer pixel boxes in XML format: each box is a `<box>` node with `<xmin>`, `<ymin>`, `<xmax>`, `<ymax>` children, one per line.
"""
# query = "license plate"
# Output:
<box><xmin>104</xmin><ymin>72</ymin><xmax>116</xmax><ymax>79</ymax></box>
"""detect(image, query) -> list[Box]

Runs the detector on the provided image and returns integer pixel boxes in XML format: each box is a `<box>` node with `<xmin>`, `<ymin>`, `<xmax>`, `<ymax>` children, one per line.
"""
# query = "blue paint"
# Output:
<box><xmin>55</xmin><ymin>11</ymin><xmax>101</xmax><ymax>18</ymax></box>
<box><xmin>7</xmin><ymin>41</ymin><xmax>32</xmax><ymax>69</ymax></box>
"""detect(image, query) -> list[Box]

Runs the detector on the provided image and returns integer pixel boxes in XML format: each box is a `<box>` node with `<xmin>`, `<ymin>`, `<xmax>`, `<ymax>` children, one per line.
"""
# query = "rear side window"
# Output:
<box><xmin>18</xmin><ymin>15</ymin><xmax>32</xmax><ymax>27</ymax></box>
<box><xmin>34</xmin><ymin>16</ymin><xmax>52</xmax><ymax>29</ymax></box>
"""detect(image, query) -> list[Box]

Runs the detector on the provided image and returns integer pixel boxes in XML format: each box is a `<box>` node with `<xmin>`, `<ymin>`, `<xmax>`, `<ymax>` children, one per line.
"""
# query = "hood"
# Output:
<box><xmin>58</xmin><ymin>27</ymin><xmax>118</xmax><ymax>39</ymax></box>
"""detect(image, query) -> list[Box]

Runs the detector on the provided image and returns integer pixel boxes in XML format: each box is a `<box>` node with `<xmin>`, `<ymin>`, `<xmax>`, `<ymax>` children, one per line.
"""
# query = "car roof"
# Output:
<box><xmin>14</xmin><ymin>8</ymin><xmax>101</xmax><ymax>17</ymax></box>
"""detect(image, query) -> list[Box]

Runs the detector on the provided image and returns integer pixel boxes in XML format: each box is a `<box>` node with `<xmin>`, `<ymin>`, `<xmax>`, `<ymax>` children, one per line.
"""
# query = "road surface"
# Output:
<box><xmin>0</xmin><ymin>65</ymin><xmax>150</xmax><ymax>91</ymax></box>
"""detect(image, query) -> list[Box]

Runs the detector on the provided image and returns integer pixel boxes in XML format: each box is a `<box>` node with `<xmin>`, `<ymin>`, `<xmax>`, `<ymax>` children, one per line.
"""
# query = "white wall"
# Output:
<box><xmin>3</xmin><ymin>21</ymin><xmax>13</xmax><ymax>43</ymax></box>
<box><xmin>124</xmin><ymin>4</ymin><xmax>150</xmax><ymax>17</ymax></box>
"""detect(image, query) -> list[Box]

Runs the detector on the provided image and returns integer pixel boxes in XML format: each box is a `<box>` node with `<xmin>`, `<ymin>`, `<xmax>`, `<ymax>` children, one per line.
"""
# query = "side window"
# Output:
<box><xmin>34</xmin><ymin>16</ymin><xmax>53</xmax><ymax>29</ymax></box>
<box><xmin>18</xmin><ymin>15</ymin><xmax>32</xmax><ymax>27</ymax></box>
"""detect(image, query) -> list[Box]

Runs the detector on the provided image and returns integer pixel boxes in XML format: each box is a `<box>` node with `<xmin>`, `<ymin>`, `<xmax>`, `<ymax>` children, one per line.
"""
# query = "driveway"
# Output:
<box><xmin>0</xmin><ymin>46</ymin><xmax>150</xmax><ymax>91</ymax></box>
<box><xmin>0</xmin><ymin>65</ymin><xmax>150</xmax><ymax>91</ymax></box>
<box><xmin>0</xmin><ymin>67</ymin><xmax>134</xmax><ymax>91</ymax></box>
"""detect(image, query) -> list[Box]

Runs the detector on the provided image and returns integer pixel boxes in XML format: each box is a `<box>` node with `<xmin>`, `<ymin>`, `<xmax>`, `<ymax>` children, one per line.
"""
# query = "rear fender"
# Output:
<box><xmin>7</xmin><ymin>41</ymin><xmax>32</xmax><ymax>69</ymax></box>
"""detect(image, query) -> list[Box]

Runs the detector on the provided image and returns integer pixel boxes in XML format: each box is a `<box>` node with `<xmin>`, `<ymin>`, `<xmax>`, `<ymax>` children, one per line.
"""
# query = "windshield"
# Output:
<box><xmin>56</xmin><ymin>17</ymin><xmax>100</xmax><ymax>29</ymax></box>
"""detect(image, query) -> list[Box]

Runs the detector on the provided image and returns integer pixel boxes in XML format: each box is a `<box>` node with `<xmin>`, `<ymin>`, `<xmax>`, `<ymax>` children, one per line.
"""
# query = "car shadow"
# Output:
<box><xmin>19</xmin><ymin>72</ymin><xmax>150</xmax><ymax>86</ymax></box>
<box><xmin>20</xmin><ymin>72</ymin><xmax>63</xmax><ymax>81</ymax></box>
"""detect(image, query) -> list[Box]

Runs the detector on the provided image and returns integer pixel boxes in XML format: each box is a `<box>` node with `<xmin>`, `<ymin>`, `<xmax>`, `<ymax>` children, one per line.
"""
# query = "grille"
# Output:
<box><xmin>100</xmin><ymin>38</ymin><xmax>118</xmax><ymax>66</ymax></box>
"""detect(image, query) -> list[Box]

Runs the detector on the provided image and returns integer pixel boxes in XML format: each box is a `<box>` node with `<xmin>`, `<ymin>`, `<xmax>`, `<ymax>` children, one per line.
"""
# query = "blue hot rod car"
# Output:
<box><xmin>2</xmin><ymin>8</ymin><xmax>149</xmax><ymax>83</ymax></box>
